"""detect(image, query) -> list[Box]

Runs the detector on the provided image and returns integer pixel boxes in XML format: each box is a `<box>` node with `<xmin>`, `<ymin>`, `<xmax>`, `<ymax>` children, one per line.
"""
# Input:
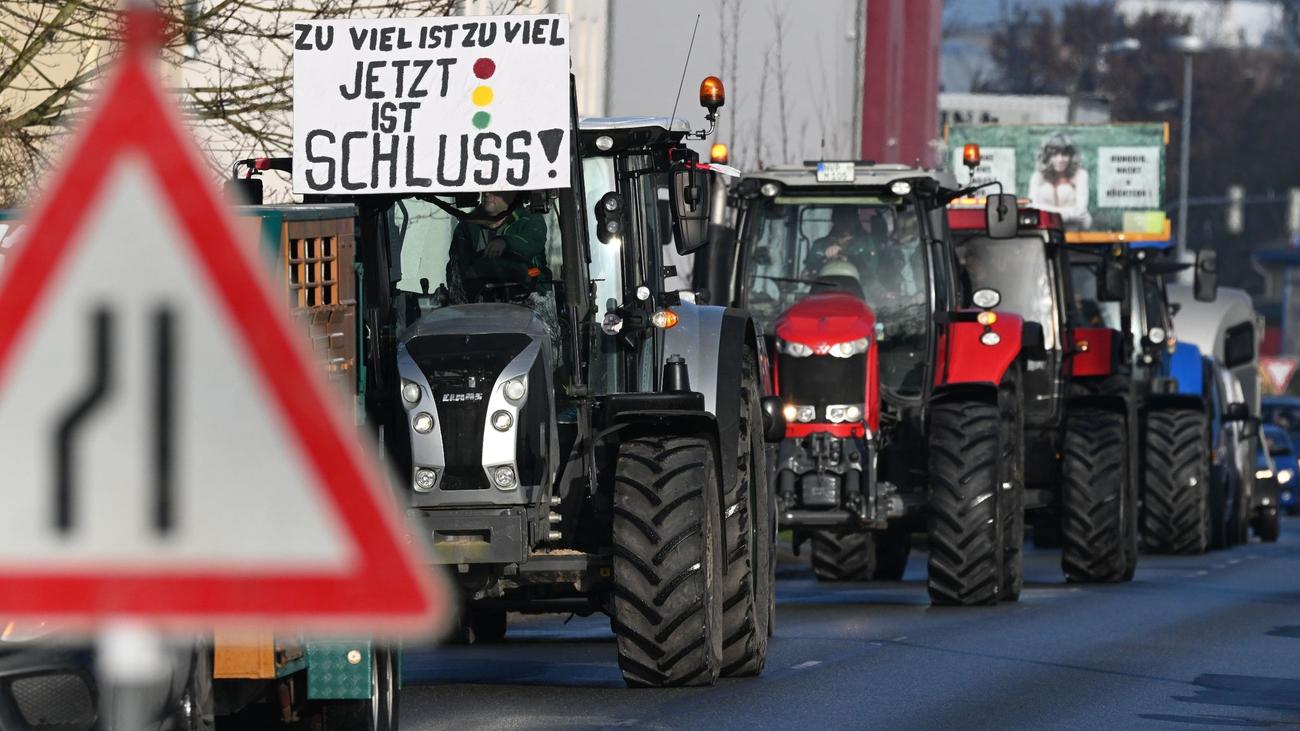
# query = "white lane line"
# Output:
<box><xmin>1228</xmin><ymin>558</ymin><xmax>1242</xmax><ymax>565</ymax></box>
<box><xmin>792</xmin><ymin>660</ymin><xmax>823</xmax><ymax>670</ymax></box>
<box><xmin>891</xmin><ymin>636</ymin><xmax>908</xmax><ymax>641</ymax></box>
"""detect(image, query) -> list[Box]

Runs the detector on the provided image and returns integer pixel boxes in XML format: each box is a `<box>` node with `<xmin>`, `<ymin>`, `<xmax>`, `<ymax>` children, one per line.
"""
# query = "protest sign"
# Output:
<box><xmin>292</xmin><ymin>15</ymin><xmax>571</xmax><ymax>195</ymax></box>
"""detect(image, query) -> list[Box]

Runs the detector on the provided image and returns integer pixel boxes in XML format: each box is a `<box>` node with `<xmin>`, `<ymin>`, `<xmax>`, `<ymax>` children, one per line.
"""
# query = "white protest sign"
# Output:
<box><xmin>1097</xmin><ymin>146</ymin><xmax>1160</xmax><ymax>208</ymax></box>
<box><xmin>952</xmin><ymin>146</ymin><xmax>1016</xmax><ymax>196</ymax></box>
<box><xmin>292</xmin><ymin>15</ymin><xmax>571</xmax><ymax>195</ymax></box>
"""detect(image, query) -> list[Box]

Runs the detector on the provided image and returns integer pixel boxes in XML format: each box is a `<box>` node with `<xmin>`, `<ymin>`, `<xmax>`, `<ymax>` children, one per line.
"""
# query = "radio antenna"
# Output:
<box><xmin>667</xmin><ymin>14</ymin><xmax>702</xmax><ymax>135</ymax></box>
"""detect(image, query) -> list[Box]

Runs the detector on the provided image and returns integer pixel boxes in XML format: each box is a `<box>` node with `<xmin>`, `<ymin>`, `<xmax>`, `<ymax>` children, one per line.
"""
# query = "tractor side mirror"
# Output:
<box><xmin>1021</xmin><ymin>321</ymin><xmax>1048</xmax><ymax>361</ymax></box>
<box><xmin>225</xmin><ymin>177</ymin><xmax>264</xmax><ymax>206</ymax></box>
<box><xmin>1242</xmin><ymin>416</ymin><xmax>1261</xmax><ymax>440</ymax></box>
<box><xmin>1097</xmin><ymin>256</ymin><xmax>1126</xmax><ymax>302</ymax></box>
<box><xmin>1194</xmin><ymin>249</ymin><xmax>1218</xmax><ymax>302</ymax></box>
<box><xmin>1226</xmin><ymin>402</ymin><xmax>1251</xmax><ymax>421</ymax></box>
<box><xmin>985</xmin><ymin>194</ymin><xmax>1018</xmax><ymax>239</ymax></box>
<box><xmin>672</xmin><ymin>167</ymin><xmax>713</xmax><ymax>254</ymax></box>
<box><xmin>760</xmin><ymin>396</ymin><xmax>786</xmax><ymax>443</ymax></box>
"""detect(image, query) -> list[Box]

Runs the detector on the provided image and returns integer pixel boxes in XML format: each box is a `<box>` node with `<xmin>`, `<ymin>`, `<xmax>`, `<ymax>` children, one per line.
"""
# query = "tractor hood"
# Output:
<box><xmin>775</xmin><ymin>293</ymin><xmax>876</xmax><ymax>349</ymax></box>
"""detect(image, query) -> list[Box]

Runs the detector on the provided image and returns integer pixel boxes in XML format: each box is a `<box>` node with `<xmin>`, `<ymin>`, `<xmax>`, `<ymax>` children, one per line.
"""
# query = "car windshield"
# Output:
<box><xmin>1263</xmin><ymin>402</ymin><xmax>1300</xmax><ymax>435</ymax></box>
<box><xmin>1266</xmin><ymin>430</ymin><xmax>1293</xmax><ymax>455</ymax></box>
<box><xmin>955</xmin><ymin>235</ymin><xmax>1057</xmax><ymax>349</ymax></box>
<box><xmin>743</xmin><ymin>193</ymin><xmax>930</xmax><ymax>396</ymax></box>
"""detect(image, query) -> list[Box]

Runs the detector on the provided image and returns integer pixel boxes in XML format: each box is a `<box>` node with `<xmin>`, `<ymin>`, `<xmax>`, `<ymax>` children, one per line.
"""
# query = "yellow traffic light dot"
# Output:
<box><xmin>472</xmin><ymin>86</ymin><xmax>494</xmax><ymax>106</ymax></box>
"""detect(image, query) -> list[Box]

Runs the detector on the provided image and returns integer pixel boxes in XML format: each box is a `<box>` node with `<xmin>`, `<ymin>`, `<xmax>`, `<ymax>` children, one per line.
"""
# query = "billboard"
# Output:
<box><xmin>947</xmin><ymin>123</ymin><xmax>1169</xmax><ymax>240</ymax></box>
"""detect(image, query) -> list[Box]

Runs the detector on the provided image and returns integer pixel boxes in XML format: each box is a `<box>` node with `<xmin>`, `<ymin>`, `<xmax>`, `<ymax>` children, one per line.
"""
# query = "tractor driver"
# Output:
<box><xmin>804</xmin><ymin>206</ymin><xmax>887</xmax><ymax>276</ymax></box>
<box><xmin>449</xmin><ymin>190</ymin><xmax>548</xmax><ymax>300</ymax></box>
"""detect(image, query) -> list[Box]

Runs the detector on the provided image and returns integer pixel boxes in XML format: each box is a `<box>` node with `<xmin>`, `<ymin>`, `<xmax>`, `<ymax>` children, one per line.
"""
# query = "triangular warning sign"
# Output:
<box><xmin>0</xmin><ymin>52</ymin><xmax>443</xmax><ymax>630</ymax></box>
<box><xmin>1262</xmin><ymin>357</ymin><xmax>1299</xmax><ymax>394</ymax></box>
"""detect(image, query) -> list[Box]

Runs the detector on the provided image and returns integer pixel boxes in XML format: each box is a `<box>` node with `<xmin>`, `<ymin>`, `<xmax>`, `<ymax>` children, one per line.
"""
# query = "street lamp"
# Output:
<box><xmin>1169</xmin><ymin>34</ymin><xmax>1206</xmax><ymax>260</ymax></box>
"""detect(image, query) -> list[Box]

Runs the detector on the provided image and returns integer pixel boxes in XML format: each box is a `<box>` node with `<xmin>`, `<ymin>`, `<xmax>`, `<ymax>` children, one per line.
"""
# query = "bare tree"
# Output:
<box><xmin>768</xmin><ymin>0</ymin><xmax>791</xmax><ymax>164</ymax></box>
<box><xmin>752</xmin><ymin>52</ymin><xmax>769</xmax><ymax>169</ymax></box>
<box><xmin>0</xmin><ymin>0</ymin><xmax>527</xmax><ymax>206</ymax></box>
<box><xmin>716</xmin><ymin>0</ymin><xmax>743</xmax><ymax>162</ymax></box>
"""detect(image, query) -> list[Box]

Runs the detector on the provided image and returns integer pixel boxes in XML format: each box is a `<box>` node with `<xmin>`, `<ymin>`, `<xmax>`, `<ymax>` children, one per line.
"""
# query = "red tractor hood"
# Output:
<box><xmin>774</xmin><ymin>293</ymin><xmax>876</xmax><ymax>350</ymax></box>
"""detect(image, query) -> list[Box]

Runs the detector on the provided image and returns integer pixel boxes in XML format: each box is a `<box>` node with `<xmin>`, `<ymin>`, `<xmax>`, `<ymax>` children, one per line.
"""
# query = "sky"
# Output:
<box><xmin>607</xmin><ymin>0</ymin><xmax>863</xmax><ymax>168</ymax></box>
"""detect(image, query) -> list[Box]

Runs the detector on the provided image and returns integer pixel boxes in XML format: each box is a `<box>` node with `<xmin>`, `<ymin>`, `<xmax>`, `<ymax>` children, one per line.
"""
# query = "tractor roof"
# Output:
<box><xmin>741</xmin><ymin>162</ymin><xmax>958</xmax><ymax>191</ymax></box>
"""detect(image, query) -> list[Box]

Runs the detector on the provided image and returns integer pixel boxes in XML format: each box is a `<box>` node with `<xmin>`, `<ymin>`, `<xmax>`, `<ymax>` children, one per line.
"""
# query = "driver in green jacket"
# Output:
<box><xmin>449</xmin><ymin>190</ymin><xmax>548</xmax><ymax>298</ymax></box>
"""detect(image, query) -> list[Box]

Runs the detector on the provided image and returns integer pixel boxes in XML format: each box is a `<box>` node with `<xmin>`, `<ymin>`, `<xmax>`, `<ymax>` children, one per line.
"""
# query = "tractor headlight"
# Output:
<box><xmin>827</xmin><ymin>405</ymin><xmax>847</xmax><ymax>423</ymax></box>
<box><xmin>829</xmin><ymin>337</ymin><xmax>871</xmax><ymax>358</ymax></box>
<box><xmin>1279</xmin><ymin>468</ymin><xmax>1294</xmax><ymax>485</ymax></box>
<box><xmin>980</xmin><ymin>331</ymin><xmax>1002</xmax><ymax>346</ymax></box>
<box><xmin>1256</xmin><ymin>468</ymin><xmax>1274</xmax><ymax>480</ymax></box>
<box><xmin>492</xmin><ymin>465</ymin><xmax>517</xmax><ymax>489</ymax></box>
<box><xmin>796</xmin><ymin>405</ymin><xmax>816</xmax><ymax>423</ymax></box>
<box><xmin>413</xmin><ymin>412</ymin><xmax>435</xmax><ymax>434</ymax></box>
<box><xmin>491</xmin><ymin>410</ymin><xmax>514</xmax><ymax>432</ymax></box>
<box><xmin>845</xmin><ymin>405</ymin><xmax>863</xmax><ymax>422</ymax></box>
<box><xmin>777</xmin><ymin>339</ymin><xmax>814</xmax><ymax>357</ymax></box>
<box><xmin>503</xmin><ymin>377</ymin><xmax>527</xmax><ymax>401</ymax></box>
<box><xmin>401</xmin><ymin>380</ymin><xmax>422</xmax><ymax>404</ymax></box>
<box><xmin>414</xmin><ymin>468</ymin><xmax>438</xmax><ymax>492</ymax></box>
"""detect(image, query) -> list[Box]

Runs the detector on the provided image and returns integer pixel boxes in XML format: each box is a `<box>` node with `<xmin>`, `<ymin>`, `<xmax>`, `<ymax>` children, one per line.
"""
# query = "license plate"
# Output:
<box><xmin>816</xmin><ymin>161</ymin><xmax>855</xmax><ymax>183</ymax></box>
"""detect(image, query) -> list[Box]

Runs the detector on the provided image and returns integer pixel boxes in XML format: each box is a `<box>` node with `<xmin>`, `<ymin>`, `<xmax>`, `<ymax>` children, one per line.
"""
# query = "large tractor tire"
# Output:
<box><xmin>1141</xmin><ymin>409</ymin><xmax>1211</xmax><ymax>554</ymax></box>
<box><xmin>872</xmin><ymin>524</ymin><xmax>912</xmax><ymax>581</ymax></box>
<box><xmin>612</xmin><ymin>435</ymin><xmax>724</xmax><ymax>687</ymax></box>
<box><xmin>811</xmin><ymin>531</ymin><xmax>877</xmax><ymax>582</ymax></box>
<box><xmin>720</xmin><ymin>353</ymin><xmax>773</xmax><ymax>678</ymax></box>
<box><xmin>927</xmin><ymin>400</ymin><xmax>1008</xmax><ymax>606</ymax></box>
<box><xmin>1060</xmin><ymin>409</ymin><xmax>1132</xmax><ymax>583</ymax></box>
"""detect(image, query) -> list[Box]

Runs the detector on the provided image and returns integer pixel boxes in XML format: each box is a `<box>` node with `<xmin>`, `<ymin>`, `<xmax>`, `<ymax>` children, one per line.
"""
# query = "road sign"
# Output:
<box><xmin>1261</xmin><ymin>357</ymin><xmax>1299</xmax><ymax>394</ymax></box>
<box><xmin>0</xmin><ymin>49</ymin><xmax>442</xmax><ymax>630</ymax></box>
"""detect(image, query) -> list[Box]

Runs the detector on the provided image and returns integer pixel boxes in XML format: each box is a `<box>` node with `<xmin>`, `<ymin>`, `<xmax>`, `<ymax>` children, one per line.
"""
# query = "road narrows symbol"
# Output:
<box><xmin>55</xmin><ymin>306</ymin><xmax>115</xmax><ymax>534</ymax></box>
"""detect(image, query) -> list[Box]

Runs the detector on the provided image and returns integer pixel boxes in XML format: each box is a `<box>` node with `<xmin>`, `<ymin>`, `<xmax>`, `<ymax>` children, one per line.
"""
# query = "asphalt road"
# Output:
<box><xmin>402</xmin><ymin>519</ymin><xmax>1300</xmax><ymax>730</ymax></box>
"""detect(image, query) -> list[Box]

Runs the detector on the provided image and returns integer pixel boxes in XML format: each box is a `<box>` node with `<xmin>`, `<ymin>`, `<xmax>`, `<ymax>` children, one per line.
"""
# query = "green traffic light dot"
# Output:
<box><xmin>472</xmin><ymin>111</ymin><xmax>491</xmax><ymax>129</ymax></box>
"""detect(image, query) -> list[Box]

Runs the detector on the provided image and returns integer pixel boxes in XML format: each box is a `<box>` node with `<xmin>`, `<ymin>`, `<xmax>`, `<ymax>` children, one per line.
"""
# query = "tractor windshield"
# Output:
<box><xmin>954</xmin><ymin>236</ymin><xmax>1058</xmax><ymax>350</ymax></box>
<box><xmin>1068</xmin><ymin>258</ymin><xmax>1122</xmax><ymax>331</ymax></box>
<box><xmin>385</xmin><ymin>195</ymin><xmax>565</xmax><ymax>334</ymax></box>
<box><xmin>743</xmin><ymin>194</ymin><xmax>930</xmax><ymax>396</ymax></box>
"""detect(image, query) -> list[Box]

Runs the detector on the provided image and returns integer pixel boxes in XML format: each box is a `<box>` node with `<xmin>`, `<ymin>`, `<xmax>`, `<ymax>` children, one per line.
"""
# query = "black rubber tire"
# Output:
<box><xmin>318</xmin><ymin>645</ymin><xmax>398</xmax><ymax>731</ymax></box>
<box><xmin>1257</xmin><ymin>507</ymin><xmax>1281</xmax><ymax>542</ymax></box>
<box><xmin>468</xmin><ymin>608</ymin><xmax>507</xmax><ymax>644</ymax></box>
<box><xmin>720</xmin><ymin>352</ymin><xmax>772</xmax><ymax>678</ymax></box>
<box><xmin>811</xmin><ymin>530</ymin><xmax>877</xmax><ymax>581</ymax></box>
<box><xmin>611</xmin><ymin>435</ymin><xmax>724</xmax><ymax>687</ymax></box>
<box><xmin>1142</xmin><ymin>409</ymin><xmax>1211</xmax><ymax>554</ymax></box>
<box><xmin>872</xmin><ymin>524</ymin><xmax>912</xmax><ymax>581</ymax></box>
<box><xmin>1060</xmin><ymin>409</ymin><xmax>1130</xmax><ymax>583</ymax></box>
<box><xmin>999</xmin><ymin>373</ymin><xmax>1025</xmax><ymax>602</ymax></box>
<box><xmin>927</xmin><ymin>400</ymin><xmax>1005</xmax><ymax>606</ymax></box>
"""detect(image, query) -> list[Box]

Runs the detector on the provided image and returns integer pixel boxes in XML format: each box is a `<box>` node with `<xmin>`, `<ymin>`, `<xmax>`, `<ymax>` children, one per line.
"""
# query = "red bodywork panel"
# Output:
<box><xmin>946</xmin><ymin>206</ymin><xmax>1064</xmax><ymax>233</ymax></box>
<box><xmin>935</xmin><ymin>311</ymin><xmax>1025</xmax><ymax>387</ymax></box>
<box><xmin>1071</xmin><ymin>327</ymin><xmax>1117</xmax><ymax>378</ymax></box>
<box><xmin>773</xmin><ymin>293</ymin><xmax>880</xmax><ymax>432</ymax></box>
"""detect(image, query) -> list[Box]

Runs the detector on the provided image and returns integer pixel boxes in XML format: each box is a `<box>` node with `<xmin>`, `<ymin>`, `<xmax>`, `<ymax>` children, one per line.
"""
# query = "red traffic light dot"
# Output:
<box><xmin>473</xmin><ymin>58</ymin><xmax>496</xmax><ymax>80</ymax></box>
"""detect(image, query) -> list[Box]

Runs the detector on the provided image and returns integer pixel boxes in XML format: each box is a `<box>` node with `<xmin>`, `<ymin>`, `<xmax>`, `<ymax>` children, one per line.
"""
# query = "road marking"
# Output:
<box><xmin>891</xmin><ymin>636</ymin><xmax>908</xmax><ymax>641</ymax></box>
<box><xmin>792</xmin><ymin>660</ymin><xmax>822</xmax><ymax>670</ymax></box>
<box><xmin>1228</xmin><ymin>558</ymin><xmax>1242</xmax><ymax>565</ymax></box>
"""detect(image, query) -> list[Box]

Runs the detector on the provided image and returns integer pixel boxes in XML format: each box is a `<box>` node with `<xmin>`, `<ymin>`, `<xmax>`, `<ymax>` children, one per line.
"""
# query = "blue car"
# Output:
<box><xmin>1263</xmin><ymin>395</ymin><xmax>1300</xmax><ymax>452</ymax></box>
<box><xmin>1260</xmin><ymin>424</ymin><xmax>1299</xmax><ymax>515</ymax></box>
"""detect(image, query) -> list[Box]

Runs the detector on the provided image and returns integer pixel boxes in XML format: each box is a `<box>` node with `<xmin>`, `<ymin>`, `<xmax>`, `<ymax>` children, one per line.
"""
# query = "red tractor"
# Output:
<box><xmin>948</xmin><ymin>203</ymin><xmax>1140</xmax><ymax>583</ymax></box>
<box><xmin>704</xmin><ymin>159</ymin><xmax>1034</xmax><ymax>605</ymax></box>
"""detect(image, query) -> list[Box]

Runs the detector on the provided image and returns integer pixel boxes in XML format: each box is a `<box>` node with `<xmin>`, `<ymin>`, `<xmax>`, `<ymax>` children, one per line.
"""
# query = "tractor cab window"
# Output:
<box><xmin>386</xmin><ymin>193</ymin><xmax>565</xmax><ymax>346</ymax></box>
<box><xmin>743</xmin><ymin>194</ymin><xmax>930</xmax><ymax>397</ymax></box>
<box><xmin>955</xmin><ymin>235</ymin><xmax>1058</xmax><ymax>350</ymax></box>
<box><xmin>582</xmin><ymin>155</ymin><xmax>625</xmax><ymax>394</ymax></box>
<box><xmin>1068</xmin><ymin>259</ymin><xmax>1121</xmax><ymax>331</ymax></box>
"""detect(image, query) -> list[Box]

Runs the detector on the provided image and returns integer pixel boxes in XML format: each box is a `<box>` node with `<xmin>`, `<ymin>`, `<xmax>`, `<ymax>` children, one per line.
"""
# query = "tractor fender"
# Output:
<box><xmin>662</xmin><ymin>302</ymin><xmax>763</xmax><ymax>514</ymax></box>
<box><xmin>1071</xmin><ymin>327</ymin><xmax>1120</xmax><ymax>378</ymax></box>
<box><xmin>936</xmin><ymin>311</ymin><xmax>1024</xmax><ymax>388</ymax></box>
<box><xmin>1165</xmin><ymin>341</ymin><xmax>1205</xmax><ymax>397</ymax></box>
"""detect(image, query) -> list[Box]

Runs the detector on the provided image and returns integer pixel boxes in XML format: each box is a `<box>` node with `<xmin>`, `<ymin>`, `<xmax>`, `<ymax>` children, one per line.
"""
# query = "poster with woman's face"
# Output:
<box><xmin>948</xmin><ymin>123</ymin><xmax>1168</xmax><ymax>236</ymax></box>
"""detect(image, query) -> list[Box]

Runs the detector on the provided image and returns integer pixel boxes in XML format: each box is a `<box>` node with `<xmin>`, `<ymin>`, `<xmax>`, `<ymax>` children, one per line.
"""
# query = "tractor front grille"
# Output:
<box><xmin>778</xmin><ymin>352</ymin><xmax>867</xmax><ymax>412</ymax></box>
